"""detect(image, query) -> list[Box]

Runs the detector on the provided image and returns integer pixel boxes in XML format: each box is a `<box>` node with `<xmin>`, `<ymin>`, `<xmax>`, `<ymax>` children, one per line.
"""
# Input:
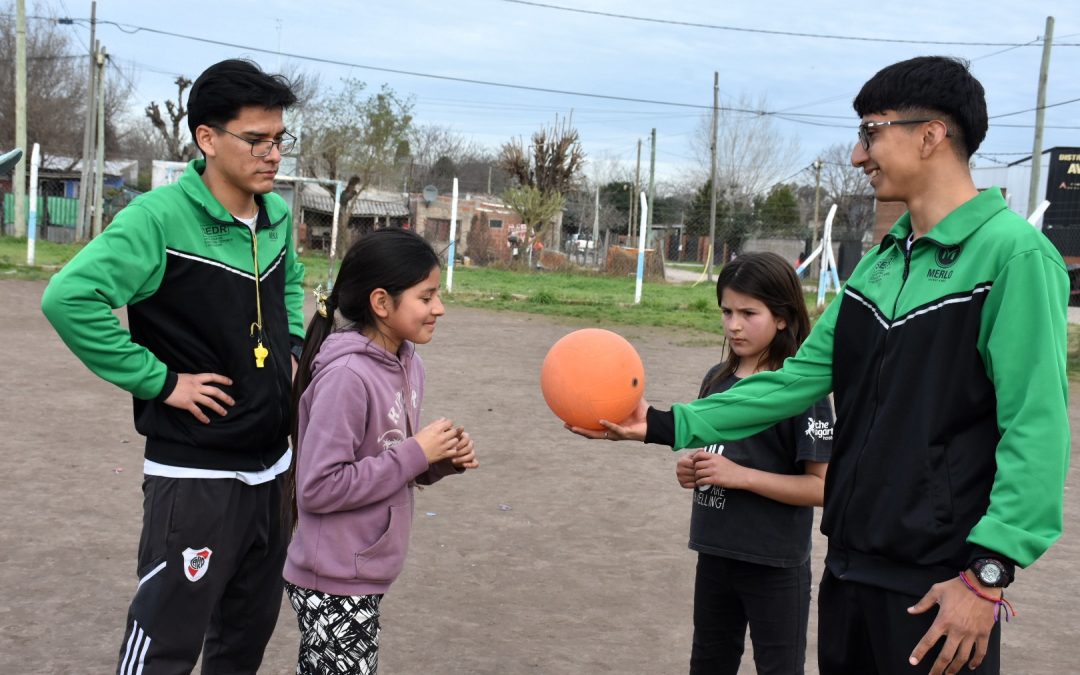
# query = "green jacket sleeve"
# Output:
<box><xmin>971</xmin><ymin>249</ymin><xmax>1070</xmax><ymax>567</ymax></box>
<box><xmin>40</xmin><ymin>204</ymin><xmax>169</xmax><ymax>400</ymax></box>
<box><xmin>283</xmin><ymin>215</ymin><xmax>306</xmax><ymax>342</ymax></box>
<box><xmin>673</xmin><ymin>292</ymin><xmax>838</xmax><ymax>449</ymax></box>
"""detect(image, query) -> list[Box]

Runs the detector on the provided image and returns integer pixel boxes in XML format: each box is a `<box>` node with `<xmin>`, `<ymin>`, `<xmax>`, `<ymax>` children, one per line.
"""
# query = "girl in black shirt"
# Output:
<box><xmin>675</xmin><ymin>252</ymin><xmax>833</xmax><ymax>674</ymax></box>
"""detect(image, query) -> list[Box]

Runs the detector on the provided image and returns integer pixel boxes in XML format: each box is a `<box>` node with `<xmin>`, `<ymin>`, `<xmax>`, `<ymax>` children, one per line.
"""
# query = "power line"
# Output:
<box><xmin>499</xmin><ymin>0</ymin><xmax>1080</xmax><ymax>47</ymax></box>
<box><xmin>76</xmin><ymin>17</ymin><xmax>718</xmax><ymax>112</ymax></box>
<box><xmin>82</xmin><ymin>15</ymin><xmax>1080</xmax><ymax>125</ymax></box>
<box><xmin>33</xmin><ymin>14</ymin><xmax>1080</xmax><ymax>136</ymax></box>
<box><xmin>990</xmin><ymin>96</ymin><xmax>1080</xmax><ymax>119</ymax></box>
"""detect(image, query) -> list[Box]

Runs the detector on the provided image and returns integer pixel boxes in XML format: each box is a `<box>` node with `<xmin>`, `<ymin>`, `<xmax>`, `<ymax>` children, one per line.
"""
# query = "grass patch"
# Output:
<box><xmin>0</xmin><ymin>236</ymin><xmax>85</xmax><ymax>280</ymax></box>
<box><xmin>441</xmin><ymin>265</ymin><xmax>724</xmax><ymax>335</ymax></box>
<box><xmin>10</xmin><ymin>236</ymin><xmax>1080</xmax><ymax>378</ymax></box>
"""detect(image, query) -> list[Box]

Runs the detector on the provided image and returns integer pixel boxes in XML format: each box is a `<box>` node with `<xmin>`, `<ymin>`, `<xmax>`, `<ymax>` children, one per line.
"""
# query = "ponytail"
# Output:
<box><xmin>283</xmin><ymin>228</ymin><xmax>441</xmax><ymax>529</ymax></box>
<box><xmin>284</xmin><ymin>287</ymin><xmax>336</xmax><ymax>528</ymax></box>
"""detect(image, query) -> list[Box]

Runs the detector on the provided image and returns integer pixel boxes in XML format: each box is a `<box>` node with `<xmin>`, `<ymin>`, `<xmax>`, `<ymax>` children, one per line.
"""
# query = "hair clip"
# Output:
<box><xmin>313</xmin><ymin>284</ymin><xmax>330</xmax><ymax>318</ymax></box>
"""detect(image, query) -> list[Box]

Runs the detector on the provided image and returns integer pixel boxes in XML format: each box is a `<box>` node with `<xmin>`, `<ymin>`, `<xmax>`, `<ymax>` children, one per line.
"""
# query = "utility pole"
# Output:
<box><xmin>76</xmin><ymin>1</ymin><xmax>97</xmax><ymax>240</ymax></box>
<box><xmin>91</xmin><ymin>46</ymin><xmax>107</xmax><ymax>238</ymax></box>
<box><xmin>707</xmin><ymin>71</ymin><xmax>718</xmax><ymax>281</ymax></box>
<box><xmin>811</xmin><ymin>158</ymin><xmax>824</xmax><ymax>280</ymax></box>
<box><xmin>1028</xmin><ymin>16</ymin><xmax>1054</xmax><ymax>217</ymax></box>
<box><xmin>647</xmin><ymin>128</ymin><xmax>656</xmax><ymax>248</ymax></box>
<box><xmin>487</xmin><ymin>165</ymin><xmax>492</xmax><ymax>194</ymax></box>
<box><xmin>13</xmin><ymin>0</ymin><xmax>27</xmax><ymax>237</ymax></box>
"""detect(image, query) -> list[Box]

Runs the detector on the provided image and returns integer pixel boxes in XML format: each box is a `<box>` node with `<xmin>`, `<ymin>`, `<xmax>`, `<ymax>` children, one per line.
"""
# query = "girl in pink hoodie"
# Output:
<box><xmin>284</xmin><ymin>228</ymin><xmax>478</xmax><ymax>674</ymax></box>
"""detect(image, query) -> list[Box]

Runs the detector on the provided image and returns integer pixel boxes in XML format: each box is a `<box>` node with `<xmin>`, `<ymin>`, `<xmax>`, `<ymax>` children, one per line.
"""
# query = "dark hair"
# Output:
<box><xmin>187</xmin><ymin>59</ymin><xmax>297</xmax><ymax>153</ymax></box>
<box><xmin>708</xmin><ymin>252</ymin><xmax>811</xmax><ymax>386</ymax></box>
<box><xmin>853</xmin><ymin>56</ymin><xmax>987</xmax><ymax>159</ymax></box>
<box><xmin>286</xmin><ymin>228</ymin><xmax>441</xmax><ymax>525</ymax></box>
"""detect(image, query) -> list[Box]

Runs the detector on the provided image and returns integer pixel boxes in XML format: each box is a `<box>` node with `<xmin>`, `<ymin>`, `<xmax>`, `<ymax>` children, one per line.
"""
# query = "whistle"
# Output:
<box><xmin>254</xmin><ymin>342</ymin><xmax>269</xmax><ymax>368</ymax></box>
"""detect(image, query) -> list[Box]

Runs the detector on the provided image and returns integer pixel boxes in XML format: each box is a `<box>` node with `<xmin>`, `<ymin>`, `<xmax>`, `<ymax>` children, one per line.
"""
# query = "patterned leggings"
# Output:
<box><xmin>285</xmin><ymin>583</ymin><xmax>383</xmax><ymax>675</ymax></box>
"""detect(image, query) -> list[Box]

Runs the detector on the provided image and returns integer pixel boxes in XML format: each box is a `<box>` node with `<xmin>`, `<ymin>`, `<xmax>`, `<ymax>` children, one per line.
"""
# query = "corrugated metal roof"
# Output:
<box><xmin>299</xmin><ymin>183</ymin><xmax>409</xmax><ymax>217</ymax></box>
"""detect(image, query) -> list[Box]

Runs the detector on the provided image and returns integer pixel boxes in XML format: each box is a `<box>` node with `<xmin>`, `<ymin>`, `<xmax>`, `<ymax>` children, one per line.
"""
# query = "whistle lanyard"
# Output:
<box><xmin>250</xmin><ymin>228</ymin><xmax>268</xmax><ymax>368</ymax></box>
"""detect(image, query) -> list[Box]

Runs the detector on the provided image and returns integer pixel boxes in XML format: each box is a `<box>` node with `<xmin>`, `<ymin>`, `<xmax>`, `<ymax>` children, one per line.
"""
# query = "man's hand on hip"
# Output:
<box><xmin>164</xmin><ymin>373</ymin><xmax>234</xmax><ymax>424</ymax></box>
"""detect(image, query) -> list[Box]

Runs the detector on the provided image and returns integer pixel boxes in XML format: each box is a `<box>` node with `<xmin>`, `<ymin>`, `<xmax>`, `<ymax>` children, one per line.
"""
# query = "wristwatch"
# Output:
<box><xmin>970</xmin><ymin>558</ymin><xmax>1012</xmax><ymax>588</ymax></box>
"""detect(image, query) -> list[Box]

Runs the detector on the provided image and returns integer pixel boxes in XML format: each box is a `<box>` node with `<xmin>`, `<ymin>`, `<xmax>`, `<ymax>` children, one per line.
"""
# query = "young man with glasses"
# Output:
<box><xmin>42</xmin><ymin>59</ymin><xmax>304</xmax><ymax>674</ymax></box>
<box><xmin>575</xmin><ymin>56</ymin><xmax>1069</xmax><ymax>674</ymax></box>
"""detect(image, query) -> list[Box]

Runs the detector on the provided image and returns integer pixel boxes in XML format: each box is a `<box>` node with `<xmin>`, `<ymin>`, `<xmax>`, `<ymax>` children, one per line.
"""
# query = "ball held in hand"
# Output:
<box><xmin>540</xmin><ymin>328</ymin><xmax>645</xmax><ymax>430</ymax></box>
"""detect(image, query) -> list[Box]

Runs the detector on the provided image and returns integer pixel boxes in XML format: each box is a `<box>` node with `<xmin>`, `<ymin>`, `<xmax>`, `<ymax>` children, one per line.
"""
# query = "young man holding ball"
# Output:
<box><xmin>580</xmin><ymin>56</ymin><xmax>1069</xmax><ymax>675</ymax></box>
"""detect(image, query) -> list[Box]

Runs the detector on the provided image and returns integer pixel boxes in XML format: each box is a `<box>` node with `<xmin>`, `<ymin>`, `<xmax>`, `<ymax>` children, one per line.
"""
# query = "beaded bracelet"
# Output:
<box><xmin>959</xmin><ymin>571</ymin><xmax>1017</xmax><ymax>623</ymax></box>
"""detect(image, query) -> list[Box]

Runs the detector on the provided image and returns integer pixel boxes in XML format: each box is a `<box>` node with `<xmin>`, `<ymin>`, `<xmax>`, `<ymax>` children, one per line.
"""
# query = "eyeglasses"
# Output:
<box><xmin>211</xmin><ymin>125</ymin><xmax>296</xmax><ymax>157</ymax></box>
<box><xmin>857</xmin><ymin>118</ymin><xmax>949</xmax><ymax>151</ymax></box>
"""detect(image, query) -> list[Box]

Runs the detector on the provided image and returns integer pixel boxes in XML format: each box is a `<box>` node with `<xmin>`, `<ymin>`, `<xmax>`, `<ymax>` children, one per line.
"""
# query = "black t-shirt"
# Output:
<box><xmin>688</xmin><ymin>366</ymin><xmax>834</xmax><ymax>567</ymax></box>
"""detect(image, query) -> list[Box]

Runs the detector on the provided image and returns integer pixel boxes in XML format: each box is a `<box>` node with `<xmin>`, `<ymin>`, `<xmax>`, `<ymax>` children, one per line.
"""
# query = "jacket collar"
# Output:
<box><xmin>878</xmin><ymin>187</ymin><xmax>1009</xmax><ymax>254</ymax></box>
<box><xmin>177</xmin><ymin>159</ymin><xmax>284</xmax><ymax>230</ymax></box>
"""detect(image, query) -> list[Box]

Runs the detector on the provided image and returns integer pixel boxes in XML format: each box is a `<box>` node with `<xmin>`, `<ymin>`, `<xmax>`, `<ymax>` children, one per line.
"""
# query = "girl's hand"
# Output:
<box><xmin>414</xmin><ymin>417</ymin><xmax>459</xmax><ymax>465</ymax></box>
<box><xmin>566</xmin><ymin>398</ymin><xmax>649</xmax><ymax>442</ymax></box>
<box><xmin>675</xmin><ymin>451</ymin><xmax>699</xmax><ymax>489</ymax></box>
<box><xmin>693</xmin><ymin>453</ymin><xmax>748</xmax><ymax>489</ymax></box>
<box><xmin>451</xmin><ymin>427</ymin><xmax>479</xmax><ymax>469</ymax></box>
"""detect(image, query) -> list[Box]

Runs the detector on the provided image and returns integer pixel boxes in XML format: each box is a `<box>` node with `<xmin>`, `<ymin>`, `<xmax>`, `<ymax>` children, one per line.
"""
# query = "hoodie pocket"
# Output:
<box><xmin>354</xmin><ymin>504</ymin><xmax>411</xmax><ymax>584</ymax></box>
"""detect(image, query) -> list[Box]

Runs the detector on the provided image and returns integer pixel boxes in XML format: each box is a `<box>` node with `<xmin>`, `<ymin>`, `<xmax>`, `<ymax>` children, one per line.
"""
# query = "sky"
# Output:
<box><xmin>36</xmin><ymin>0</ymin><xmax>1080</xmax><ymax>190</ymax></box>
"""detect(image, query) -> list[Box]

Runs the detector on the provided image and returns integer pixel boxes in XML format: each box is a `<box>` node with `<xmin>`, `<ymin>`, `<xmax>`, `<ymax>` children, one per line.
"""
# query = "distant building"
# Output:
<box><xmin>1</xmin><ymin>155</ymin><xmax>139</xmax><ymax>240</ymax></box>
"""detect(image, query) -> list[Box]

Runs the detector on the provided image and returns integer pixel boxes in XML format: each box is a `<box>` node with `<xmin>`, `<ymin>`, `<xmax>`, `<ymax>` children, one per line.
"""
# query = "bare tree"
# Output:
<box><xmin>689</xmin><ymin>94</ymin><xmax>801</xmax><ymax>207</ymax></box>
<box><xmin>497</xmin><ymin>116</ymin><xmax>585</xmax><ymax>265</ymax></box>
<box><xmin>817</xmin><ymin>143</ymin><xmax>874</xmax><ymax>241</ymax></box>
<box><xmin>300</xmin><ymin>79</ymin><xmax>413</xmax><ymax>250</ymax></box>
<box><xmin>0</xmin><ymin>9</ymin><xmax>85</xmax><ymax>162</ymax></box>
<box><xmin>302</xmin><ymin>80</ymin><xmax>412</xmax><ymax>187</ymax></box>
<box><xmin>407</xmin><ymin>123</ymin><xmax>495</xmax><ymax>193</ymax></box>
<box><xmin>409</xmin><ymin>124</ymin><xmax>482</xmax><ymax>171</ymax></box>
<box><xmin>115</xmin><ymin>114</ymin><xmax>169</xmax><ymax>190</ymax></box>
<box><xmin>144</xmin><ymin>76</ymin><xmax>196</xmax><ymax>162</ymax></box>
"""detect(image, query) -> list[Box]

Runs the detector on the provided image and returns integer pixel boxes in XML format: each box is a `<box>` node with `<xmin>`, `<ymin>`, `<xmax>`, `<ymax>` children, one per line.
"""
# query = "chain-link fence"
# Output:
<box><xmin>1</xmin><ymin>177</ymin><xmax>139</xmax><ymax>241</ymax></box>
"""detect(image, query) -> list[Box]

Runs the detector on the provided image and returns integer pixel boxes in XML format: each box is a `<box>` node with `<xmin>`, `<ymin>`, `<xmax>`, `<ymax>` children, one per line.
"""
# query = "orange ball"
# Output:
<box><xmin>540</xmin><ymin>328</ymin><xmax>645</xmax><ymax>430</ymax></box>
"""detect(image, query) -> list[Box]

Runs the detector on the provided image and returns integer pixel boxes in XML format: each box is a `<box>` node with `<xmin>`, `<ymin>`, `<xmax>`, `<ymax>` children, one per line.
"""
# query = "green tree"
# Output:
<box><xmin>685</xmin><ymin>179</ymin><xmax>725</xmax><ymax>237</ymax></box>
<box><xmin>757</xmin><ymin>184</ymin><xmax>801</xmax><ymax>236</ymax></box>
<box><xmin>302</xmin><ymin>79</ymin><xmax>413</xmax><ymax>188</ymax></box>
<box><xmin>431</xmin><ymin>155</ymin><xmax>457</xmax><ymax>192</ymax></box>
<box><xmin>653</xmin><ymin>193</ymin><xmax>689</xmax><ymax>224</ymax></box>
<box><xmin>684</xmin><ymin>179</ymin><xmax>758</xmax><ymax>260</ymax></box>
<box><xmin>498</xmin><ymin>117</ymin><xmax>585</xmax><ymax>266</ymax></box>
<box><xmin>502</xmin><ymin>185</ymin><xmax>565</xmax><ymax>237</ymax></box>
<box><xmin>301</xmin><ymin>79</ymin><xmax>413</xmax><ymax>248</ymax></box>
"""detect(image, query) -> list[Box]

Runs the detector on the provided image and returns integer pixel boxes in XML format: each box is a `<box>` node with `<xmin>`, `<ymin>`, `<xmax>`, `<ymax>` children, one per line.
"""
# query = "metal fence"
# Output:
<box><xmin>0</xmin><ymin>179</ymin><xmax>139</xmax><ymax>241</ymax></box>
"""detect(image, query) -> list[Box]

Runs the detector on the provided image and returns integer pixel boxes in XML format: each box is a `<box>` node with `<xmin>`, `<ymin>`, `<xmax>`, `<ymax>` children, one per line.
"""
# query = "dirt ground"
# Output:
<box><xmin>2</xmin><ymin>277</ymin><xmax>1078</xmax><ymax>674</ymax></box>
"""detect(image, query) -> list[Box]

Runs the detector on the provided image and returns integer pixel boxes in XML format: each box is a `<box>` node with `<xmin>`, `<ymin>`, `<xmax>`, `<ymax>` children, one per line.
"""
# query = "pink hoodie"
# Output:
<box><xmin>284</xmin><ymin>331</ymin><xmax>457</xmax><ymax>596</ymax></box>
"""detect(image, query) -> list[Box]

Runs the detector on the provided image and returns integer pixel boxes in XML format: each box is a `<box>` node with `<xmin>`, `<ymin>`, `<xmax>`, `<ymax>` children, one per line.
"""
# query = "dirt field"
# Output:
<box><xmin>2</xmin><ymin>277</ymin><xmax>1077</xmax><ymax>674</ymax></box>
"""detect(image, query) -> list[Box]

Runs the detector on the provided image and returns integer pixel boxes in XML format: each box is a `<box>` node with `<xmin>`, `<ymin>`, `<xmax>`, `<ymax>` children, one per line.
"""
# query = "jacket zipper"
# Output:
<box><xmin>250</xmin><ymin>224</ymin><xmax>283</xmax><ymax>469</ymax></box>
<box><xmin>839</xmin><ymin>239</ymin><xmax>913</xmax><ymax>552</ymax></box>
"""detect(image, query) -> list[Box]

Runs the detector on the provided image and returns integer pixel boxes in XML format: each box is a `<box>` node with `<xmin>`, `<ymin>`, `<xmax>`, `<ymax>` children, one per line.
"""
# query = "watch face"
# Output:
<box><xmin>978</xmin><ymin>562</ymin><xmax>1003</xmax><ymax>585</ymax></box>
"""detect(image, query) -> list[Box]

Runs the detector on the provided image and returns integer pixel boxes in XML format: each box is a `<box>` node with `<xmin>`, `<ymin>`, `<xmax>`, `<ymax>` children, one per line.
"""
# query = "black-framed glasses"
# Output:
<box><xmin>857</xmin><ymin>118</ymin><xmax>949</xmax><ymax>151</ymax></box>
<box><xmin>211</xmin><ymin>125</ymin><xmax>296</xmax><ymax>157</ymax></box>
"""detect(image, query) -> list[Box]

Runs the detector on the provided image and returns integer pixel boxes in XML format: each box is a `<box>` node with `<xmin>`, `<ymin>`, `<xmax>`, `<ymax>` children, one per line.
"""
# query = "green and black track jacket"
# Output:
<box><xmin>662</xmin><ymin>188</ymin><xmax>1069</xmax><ymax>595</ymax></box>
<box><xmin>42</xmin><ymin>160</ymin><xmax>305</xmax><ymax>472</ymax></box>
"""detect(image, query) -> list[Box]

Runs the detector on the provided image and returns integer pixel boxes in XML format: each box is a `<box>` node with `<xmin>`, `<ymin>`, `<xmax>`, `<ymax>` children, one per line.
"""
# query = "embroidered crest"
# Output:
<box><xmin>936</xmin><ymin>245</ymin><xmax>961</xmax><ymax>268</ymax></box>
<box><xmin>182</xmin><ymin>547</ymin><xmax>213</xmax><ymax>582</ymax></box>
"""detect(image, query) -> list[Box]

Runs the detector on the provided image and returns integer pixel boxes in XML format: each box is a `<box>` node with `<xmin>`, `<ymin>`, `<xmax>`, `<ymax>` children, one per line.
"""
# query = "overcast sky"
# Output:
<box><xmin>45</xmin><ymin>0</ymin><xmax>1080</xmax><ymax>188</ymax></box>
